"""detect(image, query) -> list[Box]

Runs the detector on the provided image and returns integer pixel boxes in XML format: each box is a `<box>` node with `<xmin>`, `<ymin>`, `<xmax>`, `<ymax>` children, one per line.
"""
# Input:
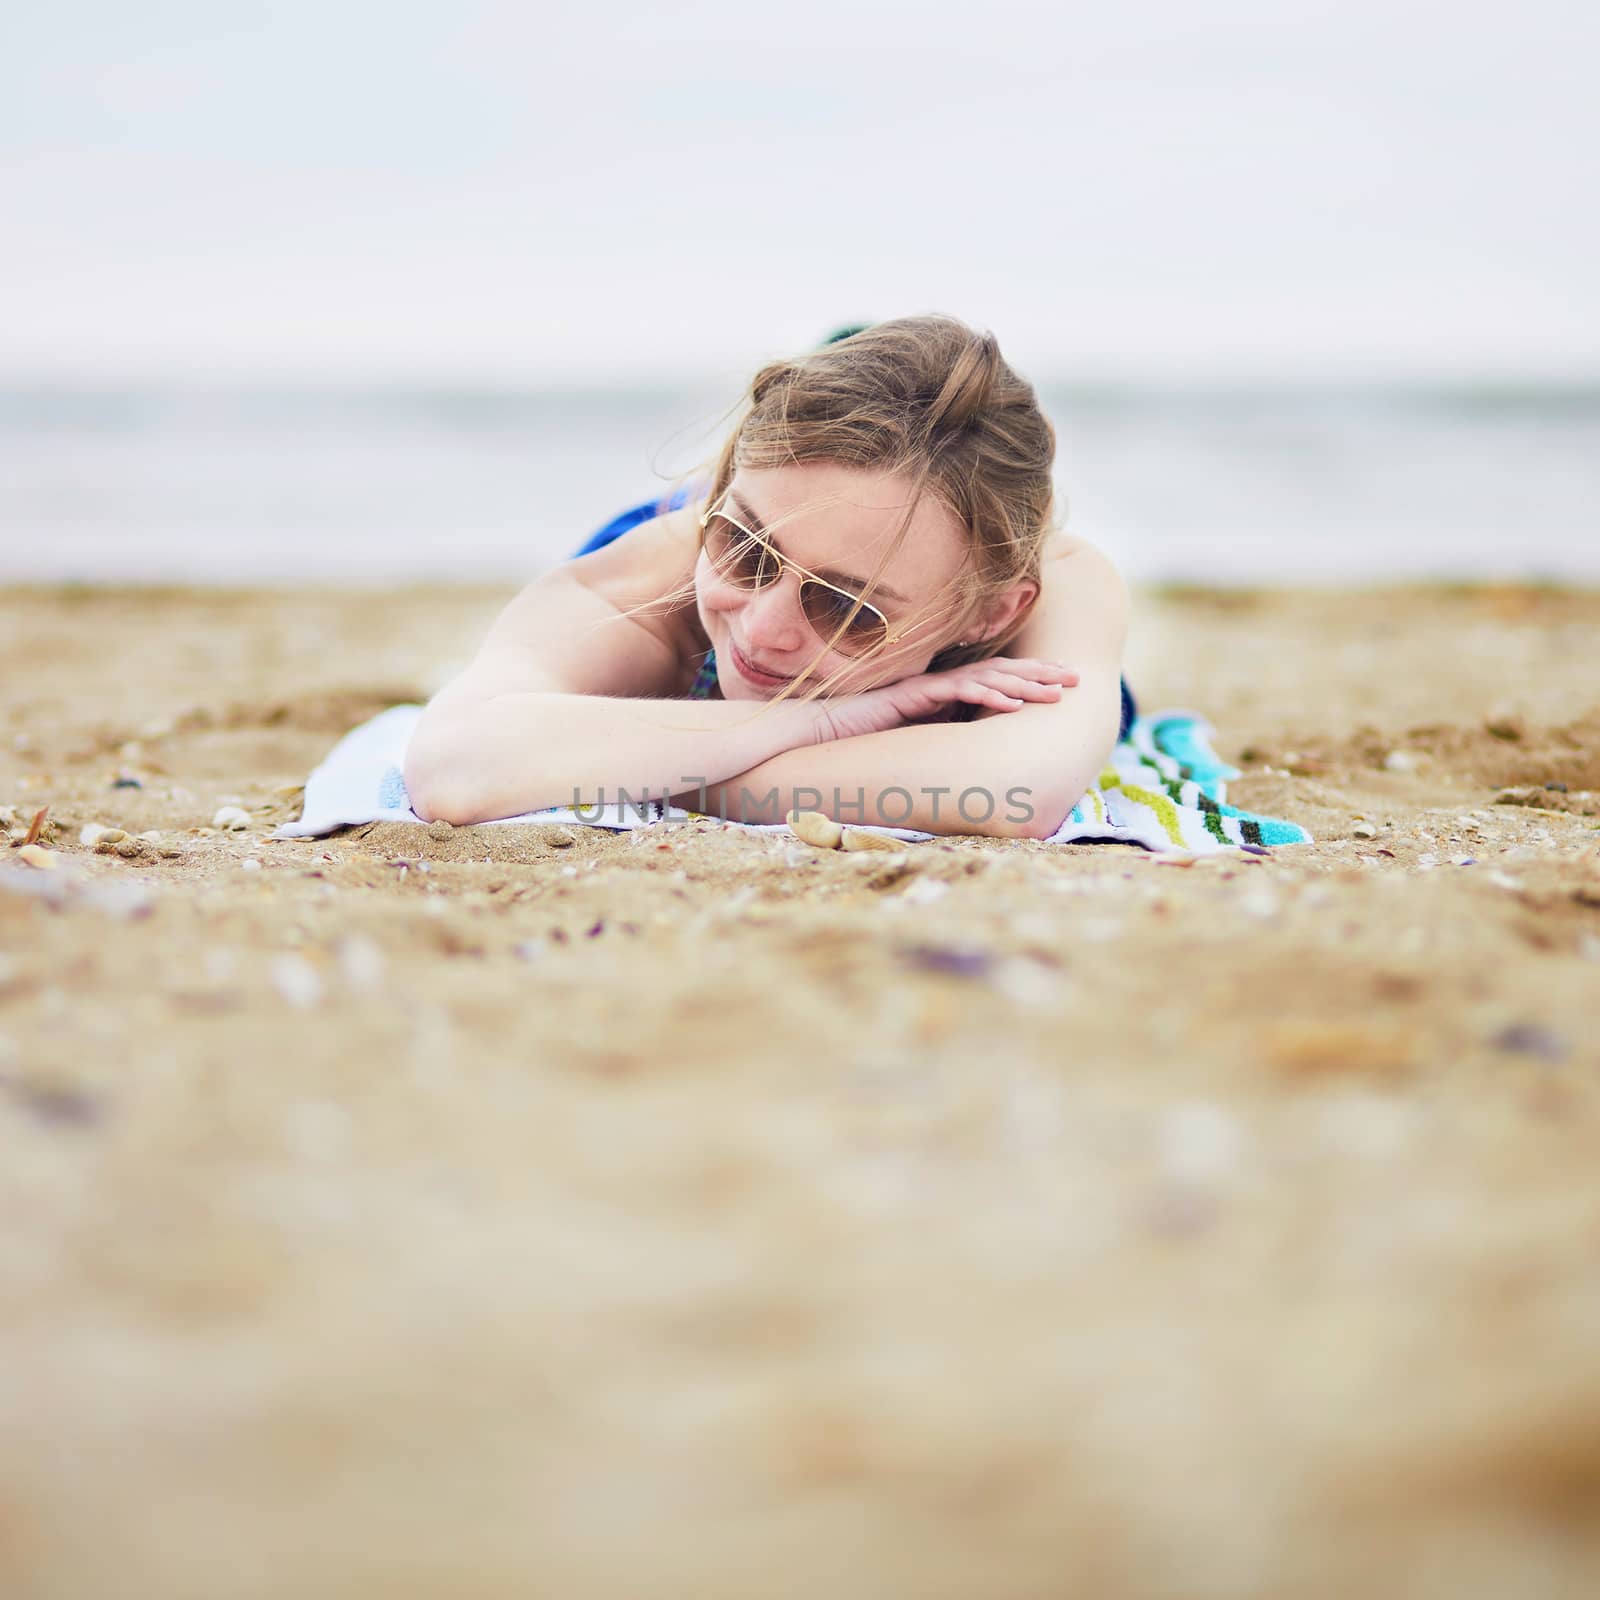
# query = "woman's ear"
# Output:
<box><xmin>967</xmin><ymin>578</ymin><xmax>1039</xmax><ymax>647</ymax></box>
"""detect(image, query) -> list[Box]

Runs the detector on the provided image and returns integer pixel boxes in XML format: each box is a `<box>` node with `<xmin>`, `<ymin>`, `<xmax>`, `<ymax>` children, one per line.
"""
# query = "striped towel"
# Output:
<box><xmin>272</xmin><ymin>704</ymin><xmax>1310</xmax><ymax>855</ymax></box>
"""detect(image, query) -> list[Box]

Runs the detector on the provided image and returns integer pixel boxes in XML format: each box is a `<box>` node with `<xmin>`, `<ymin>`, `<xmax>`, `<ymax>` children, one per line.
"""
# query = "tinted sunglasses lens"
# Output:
<box><xmin>704</xmin><ymin>513</ymin><xmax>770</xmax><ymax>587</ymax></box>
<box><xmin>801</xmin><ymin>582</ymin><xmax>887</xmax><ymax>655</ymax></box>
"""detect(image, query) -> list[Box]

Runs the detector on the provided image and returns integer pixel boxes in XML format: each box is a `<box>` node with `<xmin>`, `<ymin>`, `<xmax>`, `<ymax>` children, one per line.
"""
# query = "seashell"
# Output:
<box><xmin>839</xmin><ymin>826</ymin><xmax>902</xmax><ymax>852</ymax></box>
<box><xmin>787</xmin><ymin>810</ymin><xmax>842</xmax><ymax>849</ymax></box>
<box><xmin>1352</xmin><ymin>821</ymin><xmax>1378</xmax><ymax>839</ymax></box>
<box><xmin>17</xmin><ymin>844</ymin><xmax>55</xmax><ymax>870</ymax></box>
<box><xmin>18</xmin><ymin>806</ymin><xmax>50</xmax><ymax>847</ymax></box>
<box><xmin>212</xmin><ymin>806</ymin><xmax>252</xmax><ymax>831</ymax></box>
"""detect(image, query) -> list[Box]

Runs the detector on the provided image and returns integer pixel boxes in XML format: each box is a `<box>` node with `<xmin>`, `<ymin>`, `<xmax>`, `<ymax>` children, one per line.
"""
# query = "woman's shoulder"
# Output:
<box><xmin>440</xmin><ymin>504</ymin><xmax>709</xmax><ymax>706</ymax></box>
<box><xmin>562</xmin><ymin>502</ymin><xmax>700</xmax><ymax>605</ymax></box>
<box><xmin>1039</xmin><ymin>526</ymin><xmax>1116</xmax><ymax>571</ymax></box>
<box><xmin>1005</xmin><ymin>528</ymin><xmax>1129</xmax><ymax>665</ymax></box>
<box><xmin>1037</xmin><ymin>528</ymin><xmax>1128</xmax><ymax>606</ymax></box>
<box><xmin>539</xmin><ymin>504</ymin><xmax>711</xmax><ymax>692</ymax></box>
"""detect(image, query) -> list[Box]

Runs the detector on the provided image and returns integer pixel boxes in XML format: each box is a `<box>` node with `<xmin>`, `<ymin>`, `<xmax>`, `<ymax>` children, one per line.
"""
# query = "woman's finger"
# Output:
<box><xmin>973</xmin><ymin>673</ymin><xmax>1063</xmax><ymax>700</ymax></box>
<box><xmin>973</xmin><ymin>660</ymin><xmax>1077</xmax><ymax>684</ymax></box>
<box><xmin>951</xmin><ymin>676</ymin><xmax>1032</xmax><ymax>702</ymax></box>
<box><xmin>985</xmin><ymin>656</ymin><xmax>1073</xmax><ymax>674</ymax></box>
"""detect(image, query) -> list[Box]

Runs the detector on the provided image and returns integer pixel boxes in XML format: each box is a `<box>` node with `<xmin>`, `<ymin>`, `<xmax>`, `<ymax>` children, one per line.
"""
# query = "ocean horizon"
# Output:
<box><xmin>3</xmin><ymin>380</ymin><xmax>1597</xmax><ymax>586</ymax></box>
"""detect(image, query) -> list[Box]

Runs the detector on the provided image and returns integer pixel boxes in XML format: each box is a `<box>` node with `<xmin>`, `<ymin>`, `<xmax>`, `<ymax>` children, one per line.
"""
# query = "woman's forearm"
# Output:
<box><xmin>404</xmin><ymin>691</ymin><xmax>832</xmax><ymax>825</ymax></box>
<box><xmin>669</xmin><ymin>725</ymin><xmax>1032</xmax><ymax>837</ymax></box>
<box><xmin>669</xmin><ymin>689</ymin><xmax>1120</xmax><ymax>841</ymax></box>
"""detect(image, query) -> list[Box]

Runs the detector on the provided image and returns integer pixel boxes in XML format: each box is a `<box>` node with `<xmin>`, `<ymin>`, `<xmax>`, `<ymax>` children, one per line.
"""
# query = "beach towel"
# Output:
<box><xmin>271</xmin><ymin>703</ymin><xmax>1311</xmax><ymax>855</ymax></box>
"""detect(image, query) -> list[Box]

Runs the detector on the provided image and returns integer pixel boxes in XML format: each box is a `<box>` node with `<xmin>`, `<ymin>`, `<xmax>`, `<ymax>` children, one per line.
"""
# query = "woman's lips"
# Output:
<box><xmin>729</xmin><ymin>640</ymin><xmax>793</xmax><ymax>686</ymax></box>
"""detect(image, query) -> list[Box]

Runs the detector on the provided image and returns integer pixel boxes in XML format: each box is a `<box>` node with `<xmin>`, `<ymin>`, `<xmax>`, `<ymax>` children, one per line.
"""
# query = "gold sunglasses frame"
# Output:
<box><xmin>696</xmin><ymin>493</ymin><xmax>953</xmax><ymax>657</ymax></box>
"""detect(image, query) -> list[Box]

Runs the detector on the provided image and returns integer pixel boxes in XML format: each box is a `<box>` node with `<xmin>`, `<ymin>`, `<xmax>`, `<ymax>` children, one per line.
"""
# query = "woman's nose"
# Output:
<box><xmin>741</xmin><ymin>573</ymin><xmax>809</xmax><ymax>650</ymax></box>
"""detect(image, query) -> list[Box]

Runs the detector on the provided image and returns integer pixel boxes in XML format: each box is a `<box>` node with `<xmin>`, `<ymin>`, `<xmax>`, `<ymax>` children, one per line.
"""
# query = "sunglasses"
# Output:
<box><xmin>696</xmin><ymin>493</ymin><xmax>946</xmax><ymax>658</ymax></box>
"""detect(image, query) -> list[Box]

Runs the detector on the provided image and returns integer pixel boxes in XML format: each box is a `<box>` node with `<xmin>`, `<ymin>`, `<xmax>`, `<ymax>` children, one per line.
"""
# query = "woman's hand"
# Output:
<box><xmin>818</xmin><ymin>658</ymin><xmax>1080</xmax><ymax>744</ymax></box>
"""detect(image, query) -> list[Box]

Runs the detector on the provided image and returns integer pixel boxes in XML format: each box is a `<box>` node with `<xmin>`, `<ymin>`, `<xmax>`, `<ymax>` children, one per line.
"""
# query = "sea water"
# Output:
<box><xmin>1</xmin><ymin>383</ymin><xmax>1596</xmax><ymax>585</ymax></box>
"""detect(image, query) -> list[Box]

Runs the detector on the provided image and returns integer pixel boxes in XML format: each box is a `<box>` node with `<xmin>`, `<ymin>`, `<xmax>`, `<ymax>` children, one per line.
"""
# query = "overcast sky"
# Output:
<box><xmin>3</xmin><ymin>1</ymin><xmax>1595</xmax><ymax>385</ymax></box>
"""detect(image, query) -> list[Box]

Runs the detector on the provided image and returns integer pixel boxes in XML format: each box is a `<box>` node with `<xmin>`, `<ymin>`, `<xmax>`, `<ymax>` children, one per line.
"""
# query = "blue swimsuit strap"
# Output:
<box><xmin>687</xmin><ymin>651</ymin><xmax>719</xmax><ymax>699</ymax></box>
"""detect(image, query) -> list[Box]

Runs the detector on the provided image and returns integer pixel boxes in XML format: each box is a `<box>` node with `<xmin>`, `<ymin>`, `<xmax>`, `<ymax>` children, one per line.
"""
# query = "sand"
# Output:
<box><xmin>2</xmin><ymin>580</ymin><xmax>1598</xmax><ymax>1599</ymax></box>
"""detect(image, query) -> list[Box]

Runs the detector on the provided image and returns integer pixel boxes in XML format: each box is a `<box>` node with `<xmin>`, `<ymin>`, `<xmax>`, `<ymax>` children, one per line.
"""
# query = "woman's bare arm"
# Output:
<box><xmin>406</xmin><ymin>685</ymin><xmax>833</xmax><ymax>826</ymax></box>
<box><xmin>403</xmin><ymin>513</ymin><xmax>832</xmax><ymax>824</ymax></box>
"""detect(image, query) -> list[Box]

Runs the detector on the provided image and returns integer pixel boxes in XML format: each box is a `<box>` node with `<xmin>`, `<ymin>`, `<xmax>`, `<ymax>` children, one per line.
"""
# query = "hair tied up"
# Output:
<box><xmin>921</xmin><ymin>329</ymin><xmax>1001</xmax><ymax>441</ymax></box>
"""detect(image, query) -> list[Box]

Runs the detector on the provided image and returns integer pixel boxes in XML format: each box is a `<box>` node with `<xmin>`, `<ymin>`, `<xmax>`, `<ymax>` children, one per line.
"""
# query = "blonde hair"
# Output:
<box><xmin>615</xmin><ymin>313</ymin><xmax>1059</xmax><ymax>715</ymax></box>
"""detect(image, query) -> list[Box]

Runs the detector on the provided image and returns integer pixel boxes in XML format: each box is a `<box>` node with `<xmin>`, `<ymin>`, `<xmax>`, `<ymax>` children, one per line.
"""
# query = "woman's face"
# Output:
<box><xmin>693</xmin><ymin>461</ymin><xmax>973</xmax><ymax>700</ymax></box>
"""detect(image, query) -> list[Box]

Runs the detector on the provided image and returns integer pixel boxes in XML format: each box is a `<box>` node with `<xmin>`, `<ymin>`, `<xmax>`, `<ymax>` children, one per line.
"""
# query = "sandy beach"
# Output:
<box><xmin>2</xmin><ymin>579</ymin><xmax>1598</xmax><ymax>1598</ymax></box>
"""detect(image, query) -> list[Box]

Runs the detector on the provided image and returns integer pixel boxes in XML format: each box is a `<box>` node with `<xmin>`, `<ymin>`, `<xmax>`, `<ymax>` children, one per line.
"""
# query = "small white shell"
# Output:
<box><xmin>840</xmin><ymin>826</ymin><xmax>904</xmax><ymax>853</ymax></box>
<box><xmin>787</xmin><ymin>810</ymin><xmax>843</xmax><ymax>849</ymax></box>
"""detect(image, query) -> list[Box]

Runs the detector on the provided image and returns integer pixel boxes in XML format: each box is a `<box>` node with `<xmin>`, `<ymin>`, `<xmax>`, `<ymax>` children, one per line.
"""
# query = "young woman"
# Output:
<box><xmin>403</xmin><ymin>316</ymin><xmax>1133</xmax><ymax>841</ymax></box>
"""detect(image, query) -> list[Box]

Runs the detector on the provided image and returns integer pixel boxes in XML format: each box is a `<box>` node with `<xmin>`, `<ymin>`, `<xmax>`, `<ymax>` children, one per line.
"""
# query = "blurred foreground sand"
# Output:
<box><xmin>2</xmin><ymin>582</ymin><xmax>1599</xmax><ymax>1599</ymax></box>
